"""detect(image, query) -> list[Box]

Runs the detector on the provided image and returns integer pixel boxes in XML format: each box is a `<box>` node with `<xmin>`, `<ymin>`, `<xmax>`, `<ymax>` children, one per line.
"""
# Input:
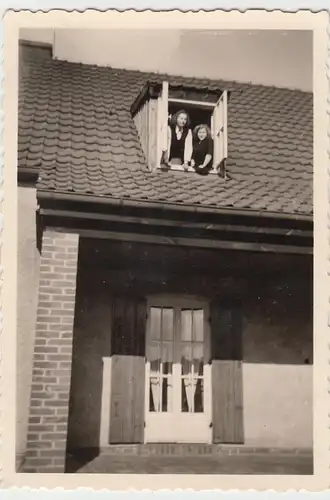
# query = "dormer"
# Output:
<box><xmin>131</xmin><ymin>81</ymin><xmax>229</xmax><ymax>175</ymax></box>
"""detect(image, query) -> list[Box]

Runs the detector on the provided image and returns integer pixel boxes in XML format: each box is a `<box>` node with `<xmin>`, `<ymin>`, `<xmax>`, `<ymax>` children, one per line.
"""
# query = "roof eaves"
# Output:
<box><xmin>37</xmin><ymin>189</ymin><xmax>313</xmax><ymax>223</ymax></box>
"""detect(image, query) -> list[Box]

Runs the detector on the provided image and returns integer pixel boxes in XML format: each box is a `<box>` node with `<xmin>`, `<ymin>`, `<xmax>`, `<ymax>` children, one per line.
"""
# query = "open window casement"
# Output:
<box><xmin>157</xmin><ymin>81</ymin><xmax>169</xmax><ymax>167</ymax></box>
<box><xmin>211</xmin><ymin>90</ymin><xmax>228</xmax><ymax>173</ymax></box>
<box><xmin>156</xmin><ymin>81</ymin><xmax>228</xmax><ymax>173</ymax></box>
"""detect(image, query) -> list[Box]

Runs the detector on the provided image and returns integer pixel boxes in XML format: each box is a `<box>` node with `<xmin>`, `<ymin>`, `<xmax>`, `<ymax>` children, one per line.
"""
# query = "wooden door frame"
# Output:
<box><xmin>144</xmin><ymin>294</ymin><xmax>212</xmax><ymax>443</ymax></box>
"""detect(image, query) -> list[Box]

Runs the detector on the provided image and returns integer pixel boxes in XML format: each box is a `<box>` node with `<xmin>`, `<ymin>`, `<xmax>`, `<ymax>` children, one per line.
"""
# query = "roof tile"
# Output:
<box><xmin>18</xmin><ymin>58</ymin><xmax>313</xmax><ymax>216</ymax></box>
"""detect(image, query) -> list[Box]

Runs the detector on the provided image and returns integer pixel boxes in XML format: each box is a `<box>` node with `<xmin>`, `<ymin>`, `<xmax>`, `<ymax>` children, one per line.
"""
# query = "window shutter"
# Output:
<box><xmin>210</xmin><ymin>300</ymin><xmax>244</xmax><ymax>444</ymax></box>
<box><xmin>212</xmin><ymin>90</ymin><xmax>228</xmax><ymax>171</ymax></box>
<box><xmin>109</xmin><ymin>295</ymin><xmax>147</xmax><ymax>444</ymax></box>
<box><xmin>157</xmin><ymin>81</ymin><xmax>169</xmax><ymax>166</ymax></box>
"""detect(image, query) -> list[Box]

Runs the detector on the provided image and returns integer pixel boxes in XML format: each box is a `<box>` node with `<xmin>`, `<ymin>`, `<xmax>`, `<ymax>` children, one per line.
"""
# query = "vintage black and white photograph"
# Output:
<box><xmin>7</xmin><ymin>11</ymin><xmax>326</xmax><ymax>486</ymax></box>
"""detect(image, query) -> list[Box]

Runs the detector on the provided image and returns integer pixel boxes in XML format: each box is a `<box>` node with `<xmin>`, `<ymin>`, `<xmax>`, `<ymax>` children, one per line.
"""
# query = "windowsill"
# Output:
<box><xmin>159</xmin><ymin>163</ymin><xmax>219</xmax><ymax>175</ymax></box>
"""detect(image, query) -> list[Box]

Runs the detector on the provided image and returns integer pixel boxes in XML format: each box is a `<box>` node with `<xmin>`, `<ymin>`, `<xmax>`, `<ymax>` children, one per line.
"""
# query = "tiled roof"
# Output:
<box><xmin>18</xmin><ymin>58</ymin><xmax>313</xmax><ymax>217</ymax></box>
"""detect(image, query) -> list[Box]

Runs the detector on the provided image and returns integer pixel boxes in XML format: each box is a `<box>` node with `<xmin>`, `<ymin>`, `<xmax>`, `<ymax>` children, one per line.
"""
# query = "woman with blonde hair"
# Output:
<box><xmin>191</xmin><ymin>124</ymin><xmax>214</xmax><ymax>175</ymax></box>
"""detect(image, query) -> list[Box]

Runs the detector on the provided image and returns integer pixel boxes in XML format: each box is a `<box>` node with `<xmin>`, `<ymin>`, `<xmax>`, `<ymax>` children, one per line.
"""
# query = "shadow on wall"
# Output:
<box><xmin>241</xmin><ymin>276</ymin><xmax>313</xmax><ymax>365</ymax></box>
<box><xmin>66</xmin><ymin>269</ymin><xmax>112</xmax><ymax>455</ymax></box>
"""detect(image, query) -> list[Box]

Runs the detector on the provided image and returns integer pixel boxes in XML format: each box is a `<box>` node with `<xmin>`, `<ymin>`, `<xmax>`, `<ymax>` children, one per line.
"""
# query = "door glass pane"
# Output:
<box><xmin>181</xmin><ymin>309</ymin><xmax>193</xmax><ymax>341</ymax></box>
<box><xmin>149</xmin><ymin>342</ymin><xmax>160</xmax><ymax>374</ymax></box>
<box><xmin>162</xmin><ymin>377</ymin><xmax>173</xmax><ymax>412</ymax></box>
<box><xmin>181</xmin><ymin>378</ymin><xmax>190</xmax><ymax>412</ymax></box>
<box><xmin>181</xmin><ymin>344</ymin><xmax>192</xmax><ymax>376</ymax></box>
<box><xmin>194</xmin><ymin>378</ymin><xmax>204</xmax><ymax>413</ymax></box>
<box><xmin>150</xmin><ymin>307</ymin><xmax>161</xmax><ymax>340</ymax></box>
<box><xmin>193</xmin><ymin>343</ymin><xmax>204</xmax><ymax>376</ymax></box>
<box><xmin>162</xmin><ymin>341</ymin><xmax>173</xmax><ymax>374</ymax></box>
<box><xmin>149</xmin><ymin>378</ymin><xmax>160</xmax><ymax>412</ymax></box>
<box><xmin>192</xmin><ymin>309</ymin><xmax>204</xmax><ymax>341</ymax></box>
<box><xmin>162</xmin><ymin>307</ymin><xmax>174</xmax><ymax>340</ymax></box>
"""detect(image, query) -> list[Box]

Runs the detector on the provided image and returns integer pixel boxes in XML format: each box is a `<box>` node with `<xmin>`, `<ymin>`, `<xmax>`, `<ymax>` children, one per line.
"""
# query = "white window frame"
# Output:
<box><xmin>157</xmin><ymin>81</ymin><xmax>228</xmax><ymax>175</ymax></box>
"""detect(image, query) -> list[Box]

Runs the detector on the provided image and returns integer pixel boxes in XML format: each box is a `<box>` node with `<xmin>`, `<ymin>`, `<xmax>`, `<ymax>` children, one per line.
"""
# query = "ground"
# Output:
<box><xmin>67</xmin><ymin>451</ymin><xmax>313</xmax><ymax>475</ymax></box>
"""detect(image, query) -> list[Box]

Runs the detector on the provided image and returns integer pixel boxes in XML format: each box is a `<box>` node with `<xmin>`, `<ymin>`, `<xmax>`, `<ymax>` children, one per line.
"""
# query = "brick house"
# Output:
<box><xmin>17</xmin><ymin>41</ymin><xmax>313</xmax><ymax>473</ymax></box>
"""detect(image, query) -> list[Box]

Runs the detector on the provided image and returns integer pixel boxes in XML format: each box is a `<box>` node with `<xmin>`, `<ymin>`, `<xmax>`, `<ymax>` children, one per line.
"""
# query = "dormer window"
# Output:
<box><xmin>131</xmin><ymin>81</ymin><xmax>228</xmax><ymax>175</ymax></box>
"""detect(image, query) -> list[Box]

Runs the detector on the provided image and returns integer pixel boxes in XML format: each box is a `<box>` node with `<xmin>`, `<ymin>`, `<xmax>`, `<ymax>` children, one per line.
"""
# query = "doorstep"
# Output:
<box><xmin>99</xmin><ymin>444</ymin><xmax>312</xmax><ymax>457</ymax></box>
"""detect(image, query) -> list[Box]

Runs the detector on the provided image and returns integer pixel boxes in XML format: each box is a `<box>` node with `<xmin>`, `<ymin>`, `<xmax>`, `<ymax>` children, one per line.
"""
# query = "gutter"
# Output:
<box><xmin>37</xmin><ymin>189</ymin><xmax>313</xmax><ymax>223</ymax></box>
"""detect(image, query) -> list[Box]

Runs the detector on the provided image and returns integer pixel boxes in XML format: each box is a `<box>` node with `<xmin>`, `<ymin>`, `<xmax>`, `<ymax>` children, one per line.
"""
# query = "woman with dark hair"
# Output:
<box><xmin>167</xmin><ymin>109</ymin><xmax>193</xmax><ymax>168</ymax></box>
<box><xmin>191</xmin><ymin>124</ymin><xmax>214</xmax><ymax>175</ymax></box>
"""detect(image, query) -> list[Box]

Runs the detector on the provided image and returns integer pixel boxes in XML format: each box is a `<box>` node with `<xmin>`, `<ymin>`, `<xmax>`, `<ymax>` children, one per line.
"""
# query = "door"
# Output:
<box><xmin>144</xmin><ymin>296</ymin><xmax>212</xmax><ymax>443</ymax></box>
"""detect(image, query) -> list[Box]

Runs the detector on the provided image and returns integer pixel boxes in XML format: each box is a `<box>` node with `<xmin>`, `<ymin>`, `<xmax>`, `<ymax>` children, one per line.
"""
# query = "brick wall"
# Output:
<box><xmin>23</xmin><ymin>230</ymin><xmax>79</xmax><ymax>473</ymax></box>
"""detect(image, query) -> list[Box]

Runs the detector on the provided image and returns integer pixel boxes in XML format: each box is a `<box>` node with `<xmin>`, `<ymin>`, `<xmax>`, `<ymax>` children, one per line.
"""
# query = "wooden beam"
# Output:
<box><xmin>168</xmin><ymin>97</ymin><xmax>216</xmax><ymax>109</ymax></box>
<box><xmin>52</xmin><ymin>226</ymin><xmax>312</xmax><ymax>255</ymax></box>
<box><xmin>40</xmin><ymin>208</ymin><xmax>313</xmax><ymax>239</ymax></box>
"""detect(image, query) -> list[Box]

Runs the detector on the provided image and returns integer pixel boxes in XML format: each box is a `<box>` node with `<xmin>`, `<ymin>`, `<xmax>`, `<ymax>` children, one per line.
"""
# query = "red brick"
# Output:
<box><xmin>44</xmin><ymin>416</ymin><xmax>68</xmax><ymax>424</ymax></box>
<box><xmin>37</xmin><ymin>316</ymin><xmax>61</xmax><ymax>324</ymax></box>
<box><xmin>33</xmin><ymin>376</ymin><xmax>58</xmax><ymax>383</ymax></box>
<box><xmin>51</xmin><ymin>294</ymin><xmax>75</xmax><ymax>302</ymax></box>
<box><xmin>30</xmin><ymin>407</ymin><xmax>54</xmax><ymax>415</ymax></box>
<box><xmin>47</xmin><ymin>354</ymin><xmax>71</xmax><ymax>362</ymax></box>
<box><xmin>59</xmin><ymin>361</ymin><xmax>72</xmax><ymax>369</ymax></box>
<box><xmin>39</xmin><ymin>301</ymin><xmax>62</xmax><ymax>309</ymax></box>
<box><xmin>39</xmin><ymin>294</ymin><xmax>52</xmax><ymax>301</ymax></box>
<box><xmin>61</xmin><ymin>317</ymin><xmax>74</xmax><ymax>325</ymax></box>
<box><xmin>57</xmin><ymin>376</ymin><xmax>71</xmax><ymax>384</ymax></box>
<box><xmin>58</xmin><ymin>393</ymin><xmax>70</xmax><ymax>400</ymax></box>
<box><xmin>35</xmin><ymin>346</ymin><xmax>57</xmax><ymax>354</ymax></box>
<box><xmin>59</xmin><ymin>346</ymin><xmax>73</xmax><ymax>354</ymax></box>
<box><xmin>39</xmin><ymin>280</ymin><xmax>52</xmax><ymax>287</ymax></box>
<box><xmin>35</xmin><ymin>339</ymin><xmax>47</xmax><ymax>346</ymax></box>
<box><xmin>41</xmin><ymin>287</ymin><xmax>65</xmax><ymax>295</ymax></box>
<box><xmin>48</xmin><ymin>324</ymin><xmax>71</xmax><ymax>332</ymax></box>
<box><xmin>65</xmin><ymin>260</ymin><xmax>78</xmax><ymax>268</ymax></box>
<box><xmin>25</xmin><ymin>450</ymin><xmax>39</xmax><ymax>458</ymax></box>
<box><xmin>28</xmin><ymin>416</ymin><xmax>41</xmax><ymax>424</ymax></box>
<box><xmin>33</xmin><ymin>354</ymin><xmax>46</xmax><ymax>362</ymax></box>
<box><xmin>25</xmin><ymin>458</ymin><xmax>54</xmax><ymax>467</ymax></box>
<box><xmin>53</xmin><ymin>253</ymin><xmax>70</xmax><ymax>259</ymax></box>
<box><xmin>30</xmin><ymin>399</ymin><xmax>43</xmax><ymax>407</ymax></box>
<box><xmin>31</xmin><ymin>384</ymin><xmax>44</xmax><ymax>391</ymax></box>
<box><xmin>53</xmin><ymin>458</ymin><xmax>66</xmax><ymax>466</ymax></box>
<box><xmin>42</xmin><ymin>273</ymin><xmax>67</xmax><ymax>281</ymax></box>
<box><xmin>44</xmin><ymin>400</ymin><xmax>69</xmax><ymax>407</ymax></box>
<box><xmin>31</xmin><ymin>391</ymin><xmax>56</xmax><ymax>399</ymax></box>
<box><xmin>53</xmin><ymin>266</ymin><xmax>74</xmax><ymax>274</ymax></box>
<box><xmin>36</xmin><ymin>323</ymin><xmax>49</xmax><ymax>332</ymax></box>
<box><xmin>48</xmin><ymin>338</ymin><xmax>72</xmax><ymax>346</ymax></box>
<box><xmin>52</xmin><ymin>441</ymin><xmax>67</xmax><ymax>450</ymax></box>
<box><xmin>54</xmin><ymin>280</ymin><xmax>76</xmax><ymax>288</ymax></box>
<box><xmin>42</xmin><ymin>433</ymin><xmax>66</xmax><ymax>440</ymax></box>
<box><xmin>61</xmin><ymin>331</ymin><xmax>75</xmax><ymax>338</ymax></box>
<box><xmin>54</xmin><ymin>239</ymin><xmax>77</xmax><ymax>247</ymax></box>
<box><xmin>40</xmin><ymin>265</ymin><xmax>53</xmax><ymax>272</ymax></box>
<box><xmin>39</xmin><ymin>449</ymin><xmax>66</xmax><ymax>458</ymax></box>
<box><xmin>34</xmin><ymin>361</ymin><xmax>59</xmax><ymax>369</ymax></box>
<box><xmin>41</xmin><ymin>251</ymin><xmax>53</xmax><ymax>259</ymax></box>
<box><xmin>50</xmin><ymin>309</ymin><xmax>74</xmax><ymax>316</ymax></box>
<box><xmin>27</xmin><ymin>441</ymin><xmax>53</xmax><ymax>449</ymax></box>
<box><xmin>27</xmin><ymin>433</ymin><xmax>41</xmax><ymax>441</ymax></box>
<box><xmin>28</xmin><ymin>424</ymin><xmax>55</xmax><ymax>432</ymax></box>
<box><xmin>56</xmin><ymin>408</ymin><xmax>70</xmax><ymax>416</ymax></box>
<box><xmin>45</xmin><ymin>369</ymin><xmax>71</xmax><ymax>377</ymax></box>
